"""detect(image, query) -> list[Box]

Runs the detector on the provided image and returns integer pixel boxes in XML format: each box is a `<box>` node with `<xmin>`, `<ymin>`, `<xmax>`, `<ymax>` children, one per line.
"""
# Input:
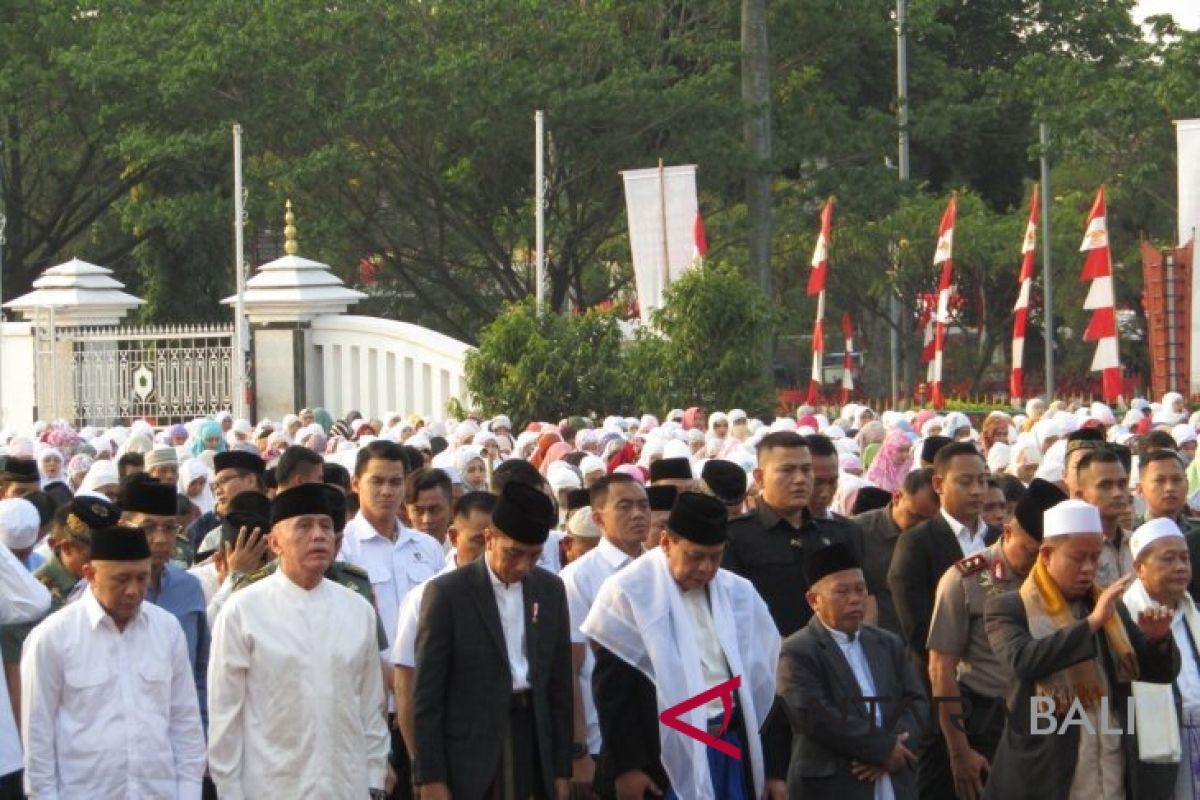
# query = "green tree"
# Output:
<box><xmin>464</xmin><ymin>300</ymin><xmax>630</xmax><ymax>423</ymax></box>
<box><xmin>626</xmin><ymin>262</ymin><xmax>776</xmax><ymax>415</ymax></box>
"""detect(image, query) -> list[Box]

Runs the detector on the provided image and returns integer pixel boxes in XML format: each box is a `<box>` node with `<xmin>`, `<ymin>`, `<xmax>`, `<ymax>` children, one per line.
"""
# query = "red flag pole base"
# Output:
<box><xmin>1102</xmin><ymin>367</ymin><xmax>1122</xmax><ymax>404</ymax></box>
<box><xmin>931</xmin><ymin>382</ymin><xmax>945</xmax><ymax>410</ymax></box>
<box><xmin>1010</xmin><ymin>368</ymin><xmax>1022</xmax><ymax>404</ymax></box>
<box><xmin>806</xmin><ymin>381</ymin><xmax>819</xmax><ymax>406</ymax></box>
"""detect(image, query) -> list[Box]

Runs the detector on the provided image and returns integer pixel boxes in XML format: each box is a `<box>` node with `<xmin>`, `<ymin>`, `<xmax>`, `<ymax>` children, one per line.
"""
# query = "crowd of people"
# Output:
<box><xmin>0</xmin><ymin>394</ymin><xmax>1198</xmax><ymax>799</ymax></box>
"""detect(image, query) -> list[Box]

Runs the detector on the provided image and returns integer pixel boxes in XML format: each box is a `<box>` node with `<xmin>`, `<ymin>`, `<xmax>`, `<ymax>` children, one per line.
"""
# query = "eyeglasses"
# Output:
<box><xmin>213</xmin><ymin>471</ymin><xmax>251</xmax><ymax>489</ymax></box>
<box><xmin>139</xmin><ymin>521</ymin><xmax>182</xmax><ymax>535</ymax></box>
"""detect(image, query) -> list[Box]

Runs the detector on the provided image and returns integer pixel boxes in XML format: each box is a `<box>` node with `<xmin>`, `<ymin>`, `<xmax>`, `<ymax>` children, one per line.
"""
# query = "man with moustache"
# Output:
<box><xmin>983</xmin><ymin>500</ymin><xmax>1179</xmax><ymax>799</ymax></box>
<box><xmin>208</xmin><ymin>484</ymin><xmax>390</xmax><ymax>799</ymax></box>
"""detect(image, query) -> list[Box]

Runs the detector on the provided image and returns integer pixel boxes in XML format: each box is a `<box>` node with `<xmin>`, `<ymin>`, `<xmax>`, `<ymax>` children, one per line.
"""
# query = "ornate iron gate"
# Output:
<box><xmin>35</xmin><ymin>324</ymin><xmax>235</xmax><ymax>427</ymax></box>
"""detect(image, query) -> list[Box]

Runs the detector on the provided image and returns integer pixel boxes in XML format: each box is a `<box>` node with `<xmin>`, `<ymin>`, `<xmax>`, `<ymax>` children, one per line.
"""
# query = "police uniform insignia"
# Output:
<box><xmin>344</xmin><ymin>580</ymin><xmax>357</xmax><ymax>591</ymax></box>
<box><xmin>413</xmin><ymin>551</ymin><xmax>424</xmax><ymax>563</ymax></box>
<box><xmin>954</xmin><ymin>553</ymin><xmax>988</xmax><ymax>576</ymax></box>
<box><xmin>992</xmin><ymin>559</ymin><xmax>1007</xmax><ymax>582</ymax></box>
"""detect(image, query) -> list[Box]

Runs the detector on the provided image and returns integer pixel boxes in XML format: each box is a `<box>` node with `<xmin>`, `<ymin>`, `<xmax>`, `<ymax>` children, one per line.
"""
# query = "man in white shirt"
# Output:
<box><xmin>1121</xmin><ymin>517</ymin><xmax>1200</xmax><ymax>799</ymax></box>
<box><xmin>21</xmin><ymin>525</ymin><xmax>204</xmax><ymax>800</ymax></box>
<box><xmin>0</xmin><ymin>532</ymin><xmax>50</xmax><ymax>800</ymax></box>
<box><xmin>391</xmin><ymin>491</ymin><xmax>494</xmax><ymax>761</ymax></box>
<box><xmin>339</xmin><ymin>441</ymin><xmax>441</xmax><ymax>797</ymax></box>
<box><xmin>560</xmin><ymin>473</ymin><xmax>650</xmax><ymax>788</ymax></box>
<box><xmin>208</xmin><ymin>484</ymin><xmax>390</xmax><ymax>800</ymax></box>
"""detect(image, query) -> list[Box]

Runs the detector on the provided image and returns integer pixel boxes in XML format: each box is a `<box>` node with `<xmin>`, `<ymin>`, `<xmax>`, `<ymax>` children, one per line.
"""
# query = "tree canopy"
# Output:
<box><xmin>3</xmin><ymin>0</ymin><xmax>1198</xmax><ymax>396</ymax></box>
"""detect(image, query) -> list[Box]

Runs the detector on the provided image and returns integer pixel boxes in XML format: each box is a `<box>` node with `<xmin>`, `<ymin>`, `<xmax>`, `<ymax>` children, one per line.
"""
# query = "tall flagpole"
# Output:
<box><xmin>1039</xmin><ymin>123</ymin><xmax>1055</xmax><ymax>398</ymax></box>
<box><xmin>232</xmin><ymin>124</ymin><xmax>249</xmax><ymax>418</ymax></box>
<box><xmin>535</xmin><ymin>110</ymin><xmax>546</xmax><ymax>312</ymax></box>
<box><xmin>893</xmin><ymin>0</ymin><xmax>910</xmax><ymax>404</ymax></box>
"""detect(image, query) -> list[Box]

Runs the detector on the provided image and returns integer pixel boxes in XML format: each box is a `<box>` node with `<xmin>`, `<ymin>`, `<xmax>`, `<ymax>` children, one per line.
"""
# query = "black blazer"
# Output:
<box><xmin>777</xmin><ymin>618</ymin><xmax>927</xmax><ymax>800</ymax></box>
<box><xmin>982</xmin><ymin>589</ymin><xmax>1179</xmax><ymax>800</ymax></box>
<box><xmin>412</xmin><ymin>558</ymin><xmax>573</xmax><ymax>798</ymax></box>
<box><xmin>887</xmin><ymin>513</ymin><xmax>999</xmax><ymax>677</ymax></box>
<box><xmin>590</xmin><ymin>645</ymin><xmax>670</xmax><ymax>797</ymax></box>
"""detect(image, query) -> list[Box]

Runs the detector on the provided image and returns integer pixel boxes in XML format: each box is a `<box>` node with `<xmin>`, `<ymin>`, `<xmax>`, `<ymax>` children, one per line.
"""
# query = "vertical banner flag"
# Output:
<box><xmin>621</xmin><ymin>164</ymin><xmax>699</xmax><ymax>323</ymax></box>
<box><xmin>841</xmin><ymin>310</ymin><xmax>855</xmax><ymax>405</ymax></box>
<box><xmin>693</xmin><ymin>211</ymin><xmax>709</xmax><ymax>264</ymax></box>
<box><xmin>807</xmin><ymin>199</ymin><xmax>833</xmax><ymax>404</ymax></box>
<box><xmin>1080</xmin><ymin>186</ymin><xmax>1122</xmax><ymax>402</ymax></box>
<box><xmin>1174</xmin><ymin>120</ymin><xmax>1200</xmax><ymax>396</ymax></box>
<box><xmin>930</xmin><ymin>194</ymin><xmax>958</xmax><ymax>409</ymax></box>
<box><xmin>1011</xmin><ymin>184</ymin><xmax>1039</xmax><ymax>402</ymax></box>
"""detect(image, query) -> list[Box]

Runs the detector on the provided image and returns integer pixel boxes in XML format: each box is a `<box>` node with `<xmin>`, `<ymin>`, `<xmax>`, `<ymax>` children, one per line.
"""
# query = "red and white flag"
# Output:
<box><xmin>840</xmin><ymin>311</ymin><xmax>855</xmax><ymax>405</ymax></box>
<box><xmin>806</xmin><ymin>199</ymin><xmax>833</xmax><ymax>404</ymax></box>
<box><xmin>930</xmin><ymin>194</ymin><xmax>957</xmax><ymax>409</ymax></box>
<box><xmin>693</xmin><ymin>211</ymin><xmax>709</xmax><ymax>262</ymax></box>
<box><xmin>1010</xmin><ymin>185</ymin><xmax>1038</xmax><ymax>402</ymax></box>
<box><xmin>1079</xmin><ymin>186</ymin><xmax>1121</xmax><ymax>402</ymax></box>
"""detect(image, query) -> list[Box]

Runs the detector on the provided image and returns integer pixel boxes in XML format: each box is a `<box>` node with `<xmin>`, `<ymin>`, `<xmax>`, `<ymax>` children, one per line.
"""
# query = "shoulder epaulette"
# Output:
<box><xmin>339</xmin><ymin>562</ymin><xmax>369</xmax><ymax>579</ymax></box>
<box><xmin>954</xmin><ymin>553</ymin><xmax>989</xmax><ymax>576</ymax></box>
<box><xmin>232</xmin><ymin>565</ymin><xmax>272</xmax><ymax>591</ymax></box>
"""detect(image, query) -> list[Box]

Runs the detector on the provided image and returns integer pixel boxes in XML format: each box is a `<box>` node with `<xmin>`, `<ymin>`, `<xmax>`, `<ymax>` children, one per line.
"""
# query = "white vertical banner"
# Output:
<box><xmin>1177</xmin><ymin>120</ymin><xmax>1200</xmax><ymax>395</ymax></box>
<box><xmin>621</xmin><ymin>164</ymin><xmax>699</xmax><ymax>323</ymax></box>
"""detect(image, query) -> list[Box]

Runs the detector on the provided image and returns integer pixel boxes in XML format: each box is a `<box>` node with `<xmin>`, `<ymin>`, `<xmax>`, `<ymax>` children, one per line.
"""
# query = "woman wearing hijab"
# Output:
<box><xmin>528</xmin><ymin>431</ymin><xmax>562</xmax><ymax>471</ymax></box>
<box><xmin>178</xmin><ymin>459</ymin><xmax>215</xmax><ymax>517</ymax></box>
<box><xmin>455</xmin><ymin>446</ymin><xmax>490</xmax><ymax>493</ymax></box>
<box><xmin>864</xmin><ymin>430</ymin><xmax>914</xmax><ymax>493</ymax></box>
<box><xmin>682</xmin><ymin>406</ymin><xmax>707</xmax><ymax>431</ymax></box>
<box><xmin>189</xmin><ymin>420</ymin><xmax>227</xmax><ymax>456</ymax></box>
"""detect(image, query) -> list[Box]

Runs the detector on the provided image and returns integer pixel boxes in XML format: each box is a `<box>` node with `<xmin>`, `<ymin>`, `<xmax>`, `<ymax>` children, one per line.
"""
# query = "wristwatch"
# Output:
<box><xmin>571</xmin><ymin>741</ymin><xmax>588</xmax><ymax>759</ymax></box>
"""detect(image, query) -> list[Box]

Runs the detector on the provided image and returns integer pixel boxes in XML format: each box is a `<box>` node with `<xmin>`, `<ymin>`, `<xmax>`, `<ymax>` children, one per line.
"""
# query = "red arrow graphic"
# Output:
<box><xmin>658</xmin><ymin>675</ymin><xmax>742</xmax><ymax>760</ymax></box>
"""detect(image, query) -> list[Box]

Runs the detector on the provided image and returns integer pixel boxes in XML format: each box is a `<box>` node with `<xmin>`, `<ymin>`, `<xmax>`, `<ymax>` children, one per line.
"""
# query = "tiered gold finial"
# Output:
<box><xmin>283</xmin><ymin>199</ymin><xmax>298</xmax><ymax>255</ymax></box>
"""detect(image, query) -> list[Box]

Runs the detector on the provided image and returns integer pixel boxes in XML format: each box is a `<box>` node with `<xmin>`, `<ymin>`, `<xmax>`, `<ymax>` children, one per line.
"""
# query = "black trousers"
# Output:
<box><xmin>0</xmin><ymin>770</ymin><xmax>21</xmax><ymax>800</ymax></box>
<box><xmin>388</xmin><ymin>713</ymin><xmax>414</xmax><ymax>800</ymax></box>
<box><xmin>916</xmin><ymin>687</ymin><xmax>1007</xmax><ymax>800</ymax></box>
<box><xmin>489</xmin><ymin>692</ymin><xmax>546</xmax><ymax>800</ymax></box>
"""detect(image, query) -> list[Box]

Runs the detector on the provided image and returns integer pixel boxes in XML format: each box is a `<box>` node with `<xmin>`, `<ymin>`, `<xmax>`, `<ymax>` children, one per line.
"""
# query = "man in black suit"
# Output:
<box><xmin>777</xmin><ymin>543</ymin><xmax>927</xmax><ymax>800</ymax></box>
<box><xmin>413</xmin><ymin>482</ymin><xmax>572</xmax><ymax>800</ymax></box>
<box><xmin>886</xmin><ymin>441</ymin><xmax>998</xmax><ymax>799</ymax></box>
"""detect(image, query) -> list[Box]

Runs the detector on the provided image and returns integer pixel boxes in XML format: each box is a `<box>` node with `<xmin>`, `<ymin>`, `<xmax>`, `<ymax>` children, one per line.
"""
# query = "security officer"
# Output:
<box><xmin>37</xmin><ymin>497</ymin><xmax>120</xmax><ymax>610</ymax></box>
<box><xmin>924</xmin><ymin>479</ymin><xmax>1067</xmax><ymax>800</ymax></box>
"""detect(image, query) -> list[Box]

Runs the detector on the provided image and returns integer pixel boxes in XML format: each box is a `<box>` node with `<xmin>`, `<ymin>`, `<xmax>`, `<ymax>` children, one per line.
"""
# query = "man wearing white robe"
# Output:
<box><xmin>1121</xmin><ymin>517</ymin><xmax>1200</xmax><ymax>799</ymax></box>
<box><xmin>582</xmin><ymin>491</ymin><xmax>782</xmax><ymax>800</ymax></box>
<box><xmin>207</xmin><ymin>484</ymin><xmax>390</xmax><ymax>800</ymax></box>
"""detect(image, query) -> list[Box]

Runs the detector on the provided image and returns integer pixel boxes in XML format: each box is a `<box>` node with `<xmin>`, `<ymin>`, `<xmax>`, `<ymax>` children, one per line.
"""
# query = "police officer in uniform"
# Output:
<box><xmin>37</xmin><ymin>497</ymin><xmax>121</xmax><ymax>610</ymax></box>
<box><xmin>925</xmin><ymin>479</ymin><xmax>1067</xmax><ymax>800</ymax></box>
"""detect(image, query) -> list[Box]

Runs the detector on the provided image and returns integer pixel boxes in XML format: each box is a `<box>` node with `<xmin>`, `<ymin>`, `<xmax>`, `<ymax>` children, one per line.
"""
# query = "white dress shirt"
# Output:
<box><xmin>560</xmin><ymin>537</ymin><xmax>638</xmax><ymax>754</ymax></box>
<box><xmin>339</xmin><ymin>512</ymin><xmax>442</xmax><ymax>650</ymax></box>
<box><xmin>486</xmin><ymin>560</ymin><xmax>530</xmax><ymax>691</ymax></box>
<box><xmin>187</xmin><ymin>560</ymin><xmax>220</xmax><ymax>605</ymax></box>
<box><xmin>822</xmin><ymin>619</ymin><xmax>895</xmax><ymax>800</ymax></box>
<box><xmin>21</xmin><ymin>587</ymin><xmax>205</xmax><ymax>800</ymax></box>
<box><xmin>1172</xmin><ymin>610</ymin><xmax>1200</xmax><ymax>721</ymax></box>
<box><xmin>941</xmin><ymin>508</ymin><xmax>987</xmax><ymax>557</ymax></box>
<box><xmin>390</xmin><ymin>560</ymin><xmax>456</xmax><ymax>668</ymax></box>
<box><xmin>0</xmin><ymin>542</ymin><xmax>51</xmax><ymax>779</ymax></box>
<box><xmin>207</xmin><ymin>571</ymin><xmax>389</xmax><ymax>800</ymax></box>
<box><xmin>537</xmin><ymin>530</ymin><xmax>566</xmax><ymax>574</ymax></box>
<box><xmin>681</xmin><ymin>587</ymin><xmax>732</xmax><ymax>718</ymax></box>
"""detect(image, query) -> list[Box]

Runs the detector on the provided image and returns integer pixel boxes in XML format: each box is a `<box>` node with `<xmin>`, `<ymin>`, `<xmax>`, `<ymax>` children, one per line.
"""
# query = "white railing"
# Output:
<box><xmin>308</xmin><ymin>314</ymin><xmax>472</xmax><ymax>420</ymax></box>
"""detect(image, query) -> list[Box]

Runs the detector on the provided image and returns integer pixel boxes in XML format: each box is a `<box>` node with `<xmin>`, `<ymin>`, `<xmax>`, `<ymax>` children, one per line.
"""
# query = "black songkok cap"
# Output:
<box><xmin>491</xmin><ymin>481</ymin><xmax>556</xmax><ymax>545</ymax></box>
<box><xmin>2</xmin><ymin>458</ymin><xmax>39</xmax><ymax>483</ymax></box>
<box><xmin>271</xmin><ymin>484</ymin><xmax>332</xmax><ymax>528</ymax></box>
<box><xmin>119</xmin><ymin>477</ymin><xmax>179</xmax><ymax>517</ymax></box>
<box><xmin>649</xmin><ymin>457</ymin><xmax>692</xmax><ymax>482</ymax></box>
<box><xmin>851</xmin><ymin>486</ymin><xmax>893</xmax><ymax>516</ymax></box>
<box><xmin>1013</xmin><ymin>478</ymin><xmax>1068</xmax><ymax>542</ymax></box>
<box><xmin>803</xmin><ymin>542</ymin><xmax>862</xmax><ymax>586</ymax></box>
<box><xmin>90</xmin><ymin>525</ymin><xmax>151</xmax><ymax>561</ymax></box>
<box><xmin>565</xmin><ymin>488</ymin><xmax>592</xmax><ymax>514</ymax></box>
<box><xmin>920</xmin><ymin>436</ymin><xmax>952</xmax><ymax>464</ymax></box>
<box><xmin>666</xmin><ymin>492</ymin><xmax>727</xmax><ymax>545</ymax></box>
<box><xmin>700</xmin><ymin>460</ymin><xmax>747</xmax><ymax>505</ymax></box>
<box><xmin>213</xmin><ymin>450</ymin><xmax>266</xmax><ymax>476</ymax></box>
<box><xmin>220</xmin><ymin>491</ymin><xmax>272</xmax><ymax>540</ymax></box>
<box><xmin>646</xmin><ymin>485</ymin><xmax>679</xmax><ymax>512</ymax></box>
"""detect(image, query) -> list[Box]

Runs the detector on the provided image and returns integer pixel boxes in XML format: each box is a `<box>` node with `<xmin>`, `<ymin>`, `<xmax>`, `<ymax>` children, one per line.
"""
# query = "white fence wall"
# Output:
<box><xmin>308</xmin><ymin>314</ymin><xmax>471</xmax><ymax>420</ymax></box>
<box><xmin>0</xmin><ymin>322</ymin><xmax>36</xmax><ymax>431</ymax></box>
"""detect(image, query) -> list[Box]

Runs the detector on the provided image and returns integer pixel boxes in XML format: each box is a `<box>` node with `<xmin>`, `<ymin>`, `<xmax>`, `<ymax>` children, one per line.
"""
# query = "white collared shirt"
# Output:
<box><xmin>0</xmin><ymin>542</ymin><xmax>50</xmax><ymax>778</ymax></box>
<box><xmin>21</xmin><ymin>587</ymin><xmax>205</xmax><ymax>800</ymax></box>
<box><xmin>486</xmin><ymin>559</ymin><xmax>530</xmax><ymax>692</ymax></box>
<box><xmin>339</xmin><ymin>512</ymin><xmax>442</xmax><ymax>649</ymax></box>
<box><xmin>1172</xmin><ymin>608</ymin><xmax>1200</xmax><ymax>720</ymax></box>
<box><xmin>820</xmin><ymin>618</ymin><xmax>895</xmax><ymax>800</ymax></box>
<box><xmin>941</xmin><ymin>508</ymin><xmax>987</xmax><ymax>557</ymax></box>
<box><xmin>207</xmin><ymin>571</ymin><xmax>389</xmax><ymax>800</ymax></box>
<box><xmin>680</xmin><ymin>586</ymin><xmax>732</xmax><ymax>718</ymax></box>
<box><xmin>560</xmin><ymin>537</ymin><xmax>639</xmax><ymax>753</ymax></box>
<box><xmin>390</xmin><ymin>560</ymin><xmax>457</xmax><ymax>668</ymax></box>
